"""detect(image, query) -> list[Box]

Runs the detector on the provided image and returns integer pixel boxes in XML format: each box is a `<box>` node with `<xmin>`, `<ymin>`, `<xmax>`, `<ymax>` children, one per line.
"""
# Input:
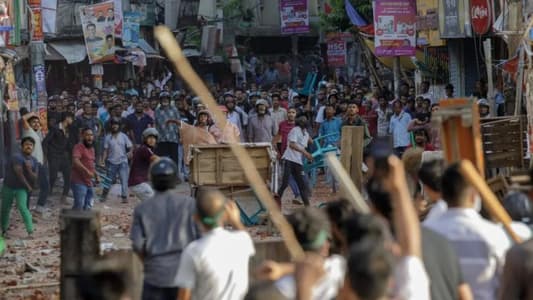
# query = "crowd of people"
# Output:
<box><xmin>1</xmin><ymin>67</ymin><xmax>527</xmax><ymax>300</ymax></box>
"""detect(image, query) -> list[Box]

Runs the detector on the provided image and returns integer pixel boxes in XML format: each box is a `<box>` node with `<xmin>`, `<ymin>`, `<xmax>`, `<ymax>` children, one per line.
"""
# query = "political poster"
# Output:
<box><xmin>326</xmin><ymin>33</ymin><xmax>349</xmax><ymax>67</ymax></box>
<box><xmin>280</xmin><ymin>0</ymin><xmax>309</xmax><ymax>35</ymax></box>
<box><xmin>123</xmin><ymin>11</ymin><xmax>141</xmax><ymax>48</ymax></box>
<box><xmin>373</xmin><ymin>0</ymin><xmax>416</xmax><ymax>57</ymax></box>
<box><xmin>79</xmin><ymin>1</ymin><xmax>115</xmax><ymax>64</ymax></box>
<box><xmin>113</xmin><ymin>0</ymin><xmax>122</xmax><ymax>37</ymax></box>
<box><xmin>130</xmin><ymin>3</ymin><xmax>155</xmax><ymax>26</ymax></box>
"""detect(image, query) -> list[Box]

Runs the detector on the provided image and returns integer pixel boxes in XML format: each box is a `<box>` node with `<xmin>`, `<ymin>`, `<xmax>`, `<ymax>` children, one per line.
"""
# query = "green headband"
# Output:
<box><xmin>200</xmin><ymin>203</ymin><xmax>226</xmax><ymax>227</ymax></box>
<box><xmin>302</xmin><ymin>229</ymin><xmax>329</xmax><ymax>251</ymax></box>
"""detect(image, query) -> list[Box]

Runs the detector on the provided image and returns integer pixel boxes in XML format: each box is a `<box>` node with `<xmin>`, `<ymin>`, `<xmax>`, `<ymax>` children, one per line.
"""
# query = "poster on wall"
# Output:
<box><xmin>113</xmin><ymin>0</ymin><xmax>122</xmax><ymax>37</ymax></box>
<box><xmin>79</xmin><ymin>1</ymin><xmax>116</xmax><ymax>64</ymax></box>
<box><xmin>280</xmin><ymin>0</ymin><xmax>309</xmax><ymax>35</ymax></box>
<box><xmin>123</xmin><ymin>11</ymin><xmax>141</xmax><ymax>48</ymax></box>
<box><xmin>373</xmin><ymin>0</ymin><xmax>416</xmax><ymax>57</ymax></box>
<box><xmin>130</xmin><ymin>3</ymin><xmax>155</xmax><ymax>26</ymax></box>
<box><xmin>5</xmin><ymin>61</ymin><xmax>18</xmax><ymax>111</ymax></box>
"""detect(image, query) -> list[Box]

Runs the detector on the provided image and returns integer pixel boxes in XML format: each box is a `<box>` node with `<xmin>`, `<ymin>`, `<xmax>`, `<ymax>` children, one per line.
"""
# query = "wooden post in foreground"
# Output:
<box><xmin>340</xmin><ymin>126</ymin><xmax>364</xmax><ymax>191</ymax></box>
<box><xmin>60</xmin><ymin>210</ymin><xmax>101</xmax><ymax>300</ymax></box>
<box><xmin>459</xmin><ymin>160</ymin><xmax>522</xmax><ymax>243</ymax></box>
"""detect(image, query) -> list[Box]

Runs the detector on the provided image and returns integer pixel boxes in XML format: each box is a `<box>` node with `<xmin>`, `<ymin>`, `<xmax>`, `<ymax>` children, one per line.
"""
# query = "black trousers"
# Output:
<box><xmin>156</xmin><ymin>142</ymin><xmax>179</xmax><ymax>166</ymax></box>
<box><xmin>48</xmin><ymin>155</ymin><xmax>72</xmax><ymax>197</ymax></box>
<box><xmin>142</xmin><ymin>281</ymin><xmax>178</xmax><ymax>300</ymax></box>
<box><xmin>277</xmin><ymin>159</ymin><xmax>310</xmax><ymax>206</ymax></box>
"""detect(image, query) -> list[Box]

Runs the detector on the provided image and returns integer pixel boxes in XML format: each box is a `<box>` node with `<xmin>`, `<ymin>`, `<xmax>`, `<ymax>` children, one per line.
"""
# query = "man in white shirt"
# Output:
<box><xmin>418</xmin><ymin>159</ymin><xmax>448</xmax><ymax>223</ymax></box>
<box><xmin>424</xmin><ymin>163</ymin><xmax>512</xmax><ymax>300</ymax></box>
<box><xmin>275</xmin><ymin>115</ymin><xmax>313</xmax><ymax>207</ymax></box>
<box><xmin>418</xmin><ymin>81</ymin><xmax>435</xmax><ymax>104</ymax></box>
<box><xmin>176</xmin><ymin>189</ymin><xmax>255</xmax><ymax>300</ymax></box>
<box><xmin>21</xmin><ymin>112</ymin><xmax>48</xmax><ymax>213</ymax></box>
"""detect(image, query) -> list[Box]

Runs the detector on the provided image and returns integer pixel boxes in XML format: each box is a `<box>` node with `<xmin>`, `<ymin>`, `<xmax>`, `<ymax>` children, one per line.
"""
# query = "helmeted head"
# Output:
<box><xmin>142</xmin><ymin>127</ymin><xmax>159</xmax><ymax>147</ymax></box>
<box><xmin>149</xmin><ymin>157</ymin><xmax>178</xmax><ymax>191</ymax></box>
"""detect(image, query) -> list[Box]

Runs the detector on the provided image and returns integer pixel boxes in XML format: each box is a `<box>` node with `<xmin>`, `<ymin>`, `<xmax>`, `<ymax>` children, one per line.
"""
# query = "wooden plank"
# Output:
<box><xmin>340</xmin><ymin>126</ymin><xmax>364</xmax><ymax>192</ymax></box>
<box><xmin>60</xmin><ymin>210</ymin><xmax>101</xmax><ymax>300</ymax></box>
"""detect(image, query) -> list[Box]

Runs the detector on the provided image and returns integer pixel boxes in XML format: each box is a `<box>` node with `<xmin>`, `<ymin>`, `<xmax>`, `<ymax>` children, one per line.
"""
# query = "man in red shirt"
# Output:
<box><xmin>128</xmin><ymin>128</ymin><xmax>160</xmax><ymax>201</ymax></box>
<box><xmin>71</xmin><ymin>127</ymin><xmax>98</xmax><ymax>210</ymax></box>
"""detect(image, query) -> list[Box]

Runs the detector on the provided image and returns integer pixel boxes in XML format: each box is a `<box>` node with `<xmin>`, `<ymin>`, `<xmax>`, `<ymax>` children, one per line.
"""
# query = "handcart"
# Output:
<box><xmin>189</xmin><ymin>143</ymin><xmax>278</xmax><ymax>226</ymax></box>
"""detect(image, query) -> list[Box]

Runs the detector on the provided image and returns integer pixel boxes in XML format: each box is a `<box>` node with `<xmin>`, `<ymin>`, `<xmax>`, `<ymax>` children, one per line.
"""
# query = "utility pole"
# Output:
<box><xmin>393</xmin><ymin>57</ymin><xmax>401</xmax><ymax>99</ymax></box>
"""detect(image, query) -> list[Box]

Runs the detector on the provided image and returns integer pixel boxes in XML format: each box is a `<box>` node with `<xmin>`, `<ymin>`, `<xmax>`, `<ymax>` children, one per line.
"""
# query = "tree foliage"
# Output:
<box><xmin>320</xmin><ymin>0</ymin><xmax>373</xmax><ymax>32</ymax></box>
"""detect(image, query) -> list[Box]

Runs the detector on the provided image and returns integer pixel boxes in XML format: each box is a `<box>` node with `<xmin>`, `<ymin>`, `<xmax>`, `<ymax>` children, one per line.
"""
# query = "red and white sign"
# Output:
<box><xmin>327</xmin><ymin>37</ymin><xmax>346</xmax><ymax>67</ymax></box>
<box><xmin>470</xmin><ymin>0</ymin><xmax>491</xmax><ymax>35</ymax></box>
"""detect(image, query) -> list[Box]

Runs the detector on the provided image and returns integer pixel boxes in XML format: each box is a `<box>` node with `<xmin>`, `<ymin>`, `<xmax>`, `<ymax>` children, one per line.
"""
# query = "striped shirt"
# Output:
<box><xmin>424</xmin><ymin>208</ymin><xmax>511</xmax><ymax>300</ymax></box>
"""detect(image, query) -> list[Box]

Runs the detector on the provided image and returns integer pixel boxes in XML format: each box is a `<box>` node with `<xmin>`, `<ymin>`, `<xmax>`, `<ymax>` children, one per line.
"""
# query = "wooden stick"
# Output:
<box><xmin>325</xmin><ymin>154</ymin><xmax>370</xmax><ymax>213</ymax></box>
<box><xmin>458</xmin><ymin>160</ymin><xmax>522</xmax><ymax>243</ymax></box>
<box><xmin>154</xmin><ymin>26</ymin><xmax>305</xmax><ymax>260</ymax></box>
<box><xmin>0</xmin><ymin>281</ymin><xmax>59</xmax><ymax>292</ymax></box>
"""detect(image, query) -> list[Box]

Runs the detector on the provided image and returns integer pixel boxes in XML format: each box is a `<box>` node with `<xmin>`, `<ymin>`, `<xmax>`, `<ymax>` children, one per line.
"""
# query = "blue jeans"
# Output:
<box><xmin>177</xmin><ymin>143</ymin><xmax>188</xmax><ymax>181</ymax></box>
<box><xmin>71</xmin><ymin>183</ymin><xmax>94</xmax><ymax>210</ymax></box>
<box><xmin>104</xmin><ymin>161</ymin><xmax>129</xmax><ymax>198</ymax></box>
<box><xmin>289</xmin><ymin>175</ymin><xmax>300</xmax><ymax>197</ymax></box>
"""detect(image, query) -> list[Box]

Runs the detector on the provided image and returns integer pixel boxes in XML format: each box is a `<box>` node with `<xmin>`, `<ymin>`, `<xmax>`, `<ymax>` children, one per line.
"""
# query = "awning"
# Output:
<box><xmin>48</xmin><ymin>41</ymin><xmax>87</xmax><ymax>64</ymax></box>
<box><xmin>45</xmin><ymin>44</ymin><xmax>63</xmax><ymax>61</ymax></box>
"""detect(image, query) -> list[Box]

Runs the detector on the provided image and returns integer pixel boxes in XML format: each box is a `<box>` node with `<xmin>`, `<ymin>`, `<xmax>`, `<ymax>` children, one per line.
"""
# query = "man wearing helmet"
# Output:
<box><xmin>130</xmin><ymin>158</ymin><xmax>199</xmax><ymax>300</ymax></box>
<box><xmin>247</xmin><ymin>99</ymin><xmax>276</xmax><ymax>143</ymax></box>
<box><xmin>128</xmin><ymin>128</ymin><xmax>160</xmax><ymax>201</ymax></box>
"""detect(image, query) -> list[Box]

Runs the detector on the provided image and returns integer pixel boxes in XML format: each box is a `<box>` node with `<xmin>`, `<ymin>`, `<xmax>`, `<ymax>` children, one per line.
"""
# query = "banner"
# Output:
<box><xmin>373</xmin><ymin>0</ymin><xmax>416</xmax><ymax>57</ymax></box>
<box><xmin>79</xmin><ymin>1</ymin><xmax>115</xmax><ymax>64</ymax></box>
<box><xmin>5</xmin><ymin>61</ymin><xmax>18</xmax><ymax>111</ymax></box>
<box><xmin>0</xmin><ymin>0</ymin><xmax>13</xmax><ymax>47</ymax></box>
<box><xmin>33</xmin><ymin>64</ymin><xmax>47</xmax><ymax>107</ymax></box>
<box><xmin>130</xmin><ymin>3</ymin><xmax>155</xmax><ymax>26</ymax></box>
<box><xmin>122</xmin><ymin>11</ymin><xmax>141</xmax><ymax>48</ymax></box>
<box><xmin>280</xmin><ymin>0</ymin><xmax>309</xmax><ymax>35</ymax></box>
<box><xmin>42</xmin><ymin>0</ymin><xmax>56</xmax><ymax>33</ymax></box>
<box><xmin>438</xmin><ymin>0</ymin><xmax>470</xmax><ymax>38</ymax></box>
<box><xmin>31</xmin><ymin>7</ymin><xmax>43</xmax><ymax>41</ymax></box>
<box><xmin>327</xmin><ymin>33</ymin><xmax>348</xmax><ymax>67</ymax></box>
<box><xmin>113</xmin><ymin>0</ymin><xmax>122</xmax><ymax>37</ymax></box>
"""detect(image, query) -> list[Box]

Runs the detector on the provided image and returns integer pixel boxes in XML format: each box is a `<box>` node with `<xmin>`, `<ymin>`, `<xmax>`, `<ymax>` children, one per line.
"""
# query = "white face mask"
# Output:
<box><xmin>473</xmin><ymin>194</ymin><xmax>482</xmax><ymax>212</ymax></box>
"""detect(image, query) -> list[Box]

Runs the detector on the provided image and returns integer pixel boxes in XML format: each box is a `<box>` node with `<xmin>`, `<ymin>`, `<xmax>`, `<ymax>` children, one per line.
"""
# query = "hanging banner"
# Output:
<box><xmin>438</xmin><ymin>0</ymin><xmax>470</xmax><ymax>38</ymax></box>
<box><xmin>280</xmin><ymin>0</ymin><xmax>309</xmax><ymax>35</ymax></box>
<box><xmin>79</xmin><ymin>1</ymin><xmax>115</xmax><ymax>64</ymax></box>
<box><xmin>326</xmin><ymin>33</ymin><xmax>348</xmax><ymax>67</ymax></box>
<box><xmin>5</xmin><ymin>61</ymin><xmax>18</xmax><ymax>111</ymax></box>
<box><xmin>373</xmin><ymin>0</ymin><xmax>416</xmax><ymax>57</ymax></box>
<box><xmin>33</xmin><ymin>64</ymin><xmax>47</xmax><ymax>107</ymax></box>
<box><xmin>130</xmin><ymin>3</ymin><xmax>155</xmax><ymax>26</ymax></box>
<box><xmin>113</xmin><ymin>0</ymin><xmax>122</xmax><ymax>37</ymax></box>
<box><xmin>29</xmin><ymin>0</ymin><xmax>43</xmax><ymax>41</ymax></box>
<box><xmin>123</xmin><ymin>11</ymin><xmax>141</xmax><ymax>48</ymax></box>
<box><xmin>42</xmin><ymin>0</ymin><xmax>57</xmax><ymax>34</ymax></box>
<box><xmin>31</xmin><ymin>7</ymin><xmax>44</xmax><ymax>41</ymax></box>
<box><xmin>0</xmin><ymin>0</ymin><xmax>13</xmax><ymax>47</ymax></box>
